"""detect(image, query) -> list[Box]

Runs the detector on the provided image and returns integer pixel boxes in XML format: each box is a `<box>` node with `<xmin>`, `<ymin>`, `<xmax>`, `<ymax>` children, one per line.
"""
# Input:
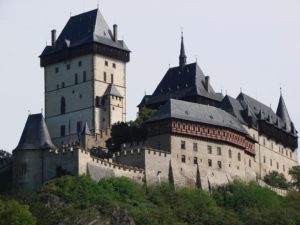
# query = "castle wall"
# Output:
<box><xmin>244</xmin><ymin>126</ymin><xmax>298</xmax><ymax>180</ymax></box>
<box><xmin>13</xmin><ymin>150</ymin><xmax>44</xmax><ymax>191</ymax></box>
<box><xmin>114</xmin><ymin>148</ymin><xmax>171</xmax><ymax>186</ymax></box>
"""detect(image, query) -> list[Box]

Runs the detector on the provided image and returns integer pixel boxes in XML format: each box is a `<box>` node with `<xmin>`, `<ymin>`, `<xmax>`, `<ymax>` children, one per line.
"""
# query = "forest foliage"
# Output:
<box><xmin>1</xmin><ymin>176</ymin><xmax>300</xmax><ymax>225</ymax></box>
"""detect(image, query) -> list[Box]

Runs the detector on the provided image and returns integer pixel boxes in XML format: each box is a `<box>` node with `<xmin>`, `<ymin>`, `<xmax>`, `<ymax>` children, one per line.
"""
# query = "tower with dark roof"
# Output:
<box><xmin>40</xmin><ymin>9</ymin><xmax>130</xmax><ymax>146</ymax></box>
<box><xmin>179</xmin><ymin>34</ymin><xmax>187</xmax><ymax>67</ymax></box>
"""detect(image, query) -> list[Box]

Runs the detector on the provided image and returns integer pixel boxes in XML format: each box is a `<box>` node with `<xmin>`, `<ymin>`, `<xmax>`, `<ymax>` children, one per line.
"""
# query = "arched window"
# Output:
<box><xmin>61</xmin><ymin>97</ymin><xmax>66</xmax><ymax>114</ymax></box>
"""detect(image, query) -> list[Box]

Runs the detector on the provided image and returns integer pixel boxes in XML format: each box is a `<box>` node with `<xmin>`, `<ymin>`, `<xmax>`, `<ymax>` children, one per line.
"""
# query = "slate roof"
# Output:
<box><xmin>143</xmin><ymin>63</ymin><xmax>223</xmax><ymax>106</ymax></box>
<box><xmin>104</xmin><ymin>84</ymin><xmax>122</xmax><ymax>98</ymax></box>
<box><xmin>147</xmin><ymin>99</ymin><xmax>248</xmax><ymax>135</ymax></box>
<box><xmin>41</xmin><ymin>9</ymin><xmax>129</xmax><ymax>57</ymax></box>
<box><xmin>15</xmin><ymin>114</ymin><xmax>56</xmax><ymax>151</ymax></box>
<box><xmin>219</xmin><ymin>92</ymin><xmax>296</xmax><ymax>136</ymax></box>
<box><xmin>276</xmin><ymin>95</ymin><xmax>292</xmax><ymax>132</ymax></box>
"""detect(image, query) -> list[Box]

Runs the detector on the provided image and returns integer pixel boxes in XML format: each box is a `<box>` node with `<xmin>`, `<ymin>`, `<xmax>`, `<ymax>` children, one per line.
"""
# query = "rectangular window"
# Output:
<box><xmin>105</xmin><ymin>61</ymin><xmax>108</xmax><ymax>66</ymax></box>
<box><xmin>263</xmin><ymin>139</ymin><xmax>266</xmax><ymax>146</ymax></box>
<box><xmin>78</xmin><ymin>61</ymin><xmax>82</xmax><ymax>67</ymax></box>
<box><xmin>263</xmin><ymin>156</ymin><xmax>266</xmax><ymax>163</ymax></box>
<box><xmin>217</xmin><ymin>147</ymin><xmax>222</xmax><ymax>155</ymax></box>
<box><xmin>104</xmin><ymin>72</ymin><xmax>107</xmax><ymax>82</ymax></box>
<box><xmin>75</xmin><ymin>74</ymin><xmax>78</xmax><ymax>84</ymax></box>
<box><xmin>193</xmin><ymin>143</ymin><xmax>198</xmax><ymax>152</ymax></box>
<box><xmin>181</xmin><ymin>141</ymin><xmax>186</xmax><ymax>150</ymax></box>
<box><xmin>181</xmin><ymin>155</ymin><xmax>186</xmax><ymax>163</ymax></box>
<box><xmin>271</xmin><ymin>142</ymin><xmax>274</xmax><ymax>150</ymax></box>
<box><xmin>207</xmin><ymin>145</ymin><xmax>212</xmax><ymax>154</ymax></box>
<box><xmin>277</xmin><ymin>162</ymin><xmax>279</xmax><ymax>169</ymax></box>
<box><xmin>66</xmin><ymin>64</ymin><xmax>70</xmax><ymax>70</ymax></box>
<box><xmin>217</xmin><ymin>161</ymin><xmax>222</xmax><ymax>169</ymax></box>
<box><xmin>270</xmin><ymin>159</ymin><xmax>272</xmax><ymax>166</ymax></box>
<box><xmin>283</xmin><ymin>165</ymin><xmax>285</xmax><ymax>172</ymax></box>
<box><xmin>249</xmin><ymin>159</ymin><xmax>251</xmax><ymax>168</ymax></box>
<box><xmin>83</xmin><ymin>71</ymin><xmax>87</xmax><ymax>82</ymax></box>
<box><xmin>112</xmin><ymin>63</ymin><xmax>116</xmax><ymax>68</ymax></box>
<box><xmin>228</xmin><ymin>149</ymin><xmax>232</xmax><ymax>158</ymax></box>
<box><xmin>193</xmin><ymin>157</ymin><xmax>198</xmax><ymax>165</ymax></box>
<box><xmin>290</xmin><ymin>152</ymin><xmax>292</xmax><ymax>158</ymax></box>
<box><xmin>55</xmin><ymin>67</ymin><xmax>59</xmax><ymax>73</ymax></box>
<box><xmin>111</xmin><ymin>74</ymin><xmax>114</xmax><ymax>83</ymax></box>
<box><xmin>76</xmin><ymin>121</ymin><xmax>82</xmax><ymax>134</ymax></box>
<box><xmin>60</xmin><ymin>125</ymin><xmax>66</xmax><ymax>137</ymax></box>
<box><xmin>208</xmin><ymin>159</ymin><xmax>212</xmax><ymax>167</ymax></box>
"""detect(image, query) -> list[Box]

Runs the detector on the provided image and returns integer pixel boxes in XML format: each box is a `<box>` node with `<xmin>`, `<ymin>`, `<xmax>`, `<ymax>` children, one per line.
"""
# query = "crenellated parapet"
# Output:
<box><xmin>90</xmin><ymin>155</ymin><xmax>144</xmax><ymax>174</ymax></box>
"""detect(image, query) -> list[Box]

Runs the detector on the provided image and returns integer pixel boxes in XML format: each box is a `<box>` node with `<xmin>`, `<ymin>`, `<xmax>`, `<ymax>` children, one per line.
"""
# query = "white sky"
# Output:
<box><xmin>0</xmin><ymin>0</ymin><xmax>299</xmax><ymax>162</ymax></box>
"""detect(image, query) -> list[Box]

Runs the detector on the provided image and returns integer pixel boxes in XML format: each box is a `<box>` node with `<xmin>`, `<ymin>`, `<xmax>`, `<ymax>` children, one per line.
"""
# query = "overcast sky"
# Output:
<box><xmin>0</xmin><ymin>0</ymin><xmax>299</xmax><ymax>162</ymax></box>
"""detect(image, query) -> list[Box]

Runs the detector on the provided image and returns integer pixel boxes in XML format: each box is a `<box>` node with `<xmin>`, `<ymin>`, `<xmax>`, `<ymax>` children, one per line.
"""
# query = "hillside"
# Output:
<box><xmin>1</xmin><ymin>176</ymin><xmax>300</xmax><ymax>225</ymax></box>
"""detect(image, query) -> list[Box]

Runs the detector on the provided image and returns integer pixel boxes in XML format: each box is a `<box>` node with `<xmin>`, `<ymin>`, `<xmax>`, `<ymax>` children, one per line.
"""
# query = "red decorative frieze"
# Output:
<box><xmin>147</xmin><ymin>119</ymin><xmax>256</xmax><ymax>155</ymax></box>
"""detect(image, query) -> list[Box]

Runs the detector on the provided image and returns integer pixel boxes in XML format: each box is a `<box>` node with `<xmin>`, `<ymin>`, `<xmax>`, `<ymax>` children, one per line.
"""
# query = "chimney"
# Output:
<box><xmin>205</xmin><ymin>76</ymin><xmax>210</xmax><ymax>93</ymax></box>
<box><xmin>113</xmin><ymin>24</ymin><xmax>118</xmax><ymax>42</ymax></box>
<box><xmin>51</xmin><ymin>29</ymin><xmax>56</xmax><ymax>46</ymax></box>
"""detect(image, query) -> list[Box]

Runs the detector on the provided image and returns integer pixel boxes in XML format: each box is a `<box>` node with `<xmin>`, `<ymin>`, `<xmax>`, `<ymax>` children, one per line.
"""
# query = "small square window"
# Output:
<box><xmin>193</xmin><ymin>157</ymin><xmax>198</xmax><ymax>165</ymax></box>
<box><xmin>105</xmin><ymin>61</ymin><xmax>108</xmax><ymax>66</ymax></box>
<box><xmin>193</xmin><ymin>143</ymin><xmax>198</xmax><ymax>152</ymax></box>
<box><xmin>217</xmin><ymin>147</ymin><xmax>222</xmax><ymax>155</ymax></box>
<box><xmin>207</xmin><ymin>145</ymin><xmax>212</xmax><ymax>154</ymax></box>
<box><xmin>181</xmin><ymin>155</ymin><xmax>186</xmax><ymax>163</ymax></box>
<box><xmin>83</xmin><ymin>71</ymin><xmax>87</xmax><ymax>82</ymax></box>
<box><xmin>181</xmin><ymin>141</ymin><xmax>186</xmax><ymax>150</ymax></box>
<box><xmin>67</xmin><ymin>64</ymin><xmax>70</xmax><ymax>70</ymax></box>
<box><xmin>208</xmin><ymin>159</ymin><xmax>212</xmax><ymax>167</ymax></box>
<box><xmin>60</xmin><ymin>125</ymin><xmax>66</xmax><ymax>137</ymax></box>
<box><xmin>78</xmin><ymin>61</ymin><xmax>82</xmax><ymax>67</ymax></box>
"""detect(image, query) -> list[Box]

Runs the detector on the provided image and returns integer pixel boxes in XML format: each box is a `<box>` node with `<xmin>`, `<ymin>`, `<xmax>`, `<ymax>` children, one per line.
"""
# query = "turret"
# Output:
<box><xmin>276</xmin><ymin>94</ymin><xmax>292</xmax><ymax>132</ymax></box>
<box><xmin>179</xmin><ymin>33</ymin><xmax>187</xmax><ymax>67</ymax></box>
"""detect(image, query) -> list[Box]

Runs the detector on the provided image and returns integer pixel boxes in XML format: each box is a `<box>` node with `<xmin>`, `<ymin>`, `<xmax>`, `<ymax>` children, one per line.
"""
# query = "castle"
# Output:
<box><xmin>5</xmin><ymin>9</ymin><xmax>298</xmax><ymax>191</ymax></box>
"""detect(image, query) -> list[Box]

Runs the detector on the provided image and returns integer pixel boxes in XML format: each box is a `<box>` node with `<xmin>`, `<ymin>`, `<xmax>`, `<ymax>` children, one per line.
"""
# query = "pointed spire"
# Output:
<box><xmin>179</xmin><ymin>32</ymin><xmax>187</xmax><ymax>67</ymax></box>
<box><xmin>82</xmin><ymin>122</ymin><xmax>91</xmax><ymax>135</ymax></box>
<box><xmin>276</xmin><ymin>94</ymin><xmax>292</xmax><ymax>132</ymax></box>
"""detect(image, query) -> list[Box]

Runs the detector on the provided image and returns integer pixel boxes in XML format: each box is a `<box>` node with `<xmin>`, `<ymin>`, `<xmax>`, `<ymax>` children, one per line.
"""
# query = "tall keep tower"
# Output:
<box><xmin>40</xmin><ymin>9</ymin><xmax>130</xmax><ymax>146</ymax></box>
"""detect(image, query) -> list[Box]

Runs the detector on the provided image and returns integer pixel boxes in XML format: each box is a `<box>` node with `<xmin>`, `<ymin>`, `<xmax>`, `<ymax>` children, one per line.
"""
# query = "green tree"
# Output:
<box><xmin>264</xmin><ymin>171</ymin><xmax>289</xmax><ymax>189</ymax></box>
<box><xmin>289</xmin><ymin>166</ymin><xmax>300</xmax><ymax>190</ymax></box>
<box><xmin>0</xmin><ymin>198</ymin><xmax>36</xmax><ymax>225</ymax></box>
<box><xmin>134</xmin><ymin>107</ymin><xmax>157</xmax><ymax>126</ymax></box>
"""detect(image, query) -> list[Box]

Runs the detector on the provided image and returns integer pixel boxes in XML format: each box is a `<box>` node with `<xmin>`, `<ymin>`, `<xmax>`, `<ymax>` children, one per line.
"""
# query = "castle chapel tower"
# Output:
<box><xmin>40</xmin><ymin>9</ymin><xmax>130</xmax><ymax>146</ymax></box>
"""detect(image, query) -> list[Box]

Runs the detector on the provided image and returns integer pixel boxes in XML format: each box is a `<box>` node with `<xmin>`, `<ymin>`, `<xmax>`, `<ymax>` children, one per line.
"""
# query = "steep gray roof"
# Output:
<box><xmin>147</xmin><ymin>99</ymin><xmax>248</xmax><ymax>135</ymax></box>
<box><xmin>276</xmin><ymin>95</ymin><xmax>292</xmax><ymax>132</ymax></box>
<box><xmin>41</xmin><ymin>9</ymin><xmax>129</xmax><ymax>57</ymax></box>
<box><xmin>82</xmin><ymin>122</ymin><xmax>91</xmax><ymax>135</ymax></box>
<box><xmin>144</xmin><ymin>63</ymin><xmax>223</xmax><ymax>106</ymax></box>
<box><xmin>15</xmin><ymin>114</ymin><xmax>56</xmax><ymax>151</ymax></box>
<box><xmin>104</xmin><ymin>84</ymin><xmax>122</xmax><ymax>98</ymax></box>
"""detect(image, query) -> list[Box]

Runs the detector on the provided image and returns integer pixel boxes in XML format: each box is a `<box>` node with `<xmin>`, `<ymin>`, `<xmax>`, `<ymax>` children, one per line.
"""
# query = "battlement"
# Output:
<box><xmin>90</xmin><ymin>155</ymin><xmax>144</xmax><ymax>174</ymax></box>
<box><xmin>114</xmin><ymin>147</ymin><xmax>170</xmax><ymax>158</ymax></box>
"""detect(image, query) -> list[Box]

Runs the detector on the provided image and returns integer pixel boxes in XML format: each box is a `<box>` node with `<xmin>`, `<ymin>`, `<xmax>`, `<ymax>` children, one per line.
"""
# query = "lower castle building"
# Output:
<box><xmin>5</xmin><ymin>9</ymin><xmax>298</xmax><ymax>191</ymax></box>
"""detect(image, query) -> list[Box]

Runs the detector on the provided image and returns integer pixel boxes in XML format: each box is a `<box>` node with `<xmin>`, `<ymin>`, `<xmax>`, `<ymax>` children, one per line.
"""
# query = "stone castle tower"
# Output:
<box><xmin>39</xmin><ymin>9</ymin><xmax>130</xmax><ymax>146</ymax></box>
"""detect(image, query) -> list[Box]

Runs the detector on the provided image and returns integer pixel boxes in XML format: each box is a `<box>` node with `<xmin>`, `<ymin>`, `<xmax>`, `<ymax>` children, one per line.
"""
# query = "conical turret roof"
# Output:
<box><xmin>15</xmin><ymin>114</ymin><xmax>56</xmax><ymax>151</ymax></box>
<box><xmin>276</xmin><ymin>94</ymin><xmax>292</xmax><ymax>132</ymax></box>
